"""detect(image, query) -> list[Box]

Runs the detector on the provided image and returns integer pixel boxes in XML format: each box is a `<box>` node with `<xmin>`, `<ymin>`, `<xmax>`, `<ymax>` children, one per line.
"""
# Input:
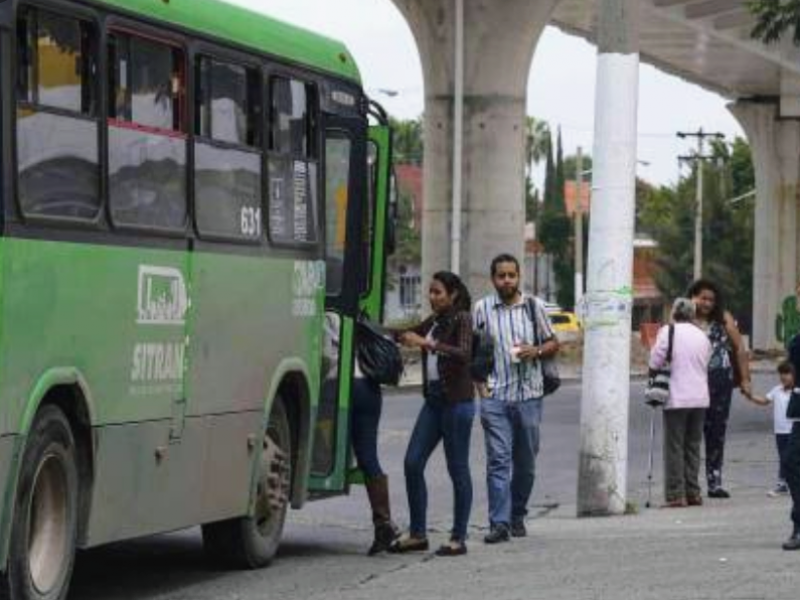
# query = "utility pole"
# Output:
<box><xmin>577</xmin><ymin>0</ymin><xmax>640</xmax><ymax>517</ymax></box>
<box><xmin>450</xmin><ymin>0</ymin><xmax>464</xmax><ymax>275</ymax></box>
<box><xmin>575</xmin><ymin>147</ymin><xmax>585</xmax><ymax>309</ymax></box>
<box><xmin>677</xmin><ymin>129</ymin><xmax>725</xmax><ymax>280</ymax></box>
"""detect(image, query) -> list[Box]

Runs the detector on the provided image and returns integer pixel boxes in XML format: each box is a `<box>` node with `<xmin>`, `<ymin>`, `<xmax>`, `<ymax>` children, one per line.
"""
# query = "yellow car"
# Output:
<box><xmin>548</xmin><ymin>311</ymin><xmax>582</xmax><ymax>343</ymax></box>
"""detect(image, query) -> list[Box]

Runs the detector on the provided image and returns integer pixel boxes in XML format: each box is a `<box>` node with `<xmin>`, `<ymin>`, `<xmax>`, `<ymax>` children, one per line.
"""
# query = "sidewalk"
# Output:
<box><xmin>317</xmin><ymin>491</ymin><xmax>799</xmax><ymax>600</ymax></box>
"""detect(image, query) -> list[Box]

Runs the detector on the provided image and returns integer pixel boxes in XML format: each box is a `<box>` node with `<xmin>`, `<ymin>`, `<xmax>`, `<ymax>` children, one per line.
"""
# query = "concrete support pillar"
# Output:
<box><xmin>390</xmin><ymin>0</ymin><xmax>559</xmax><ymax>295</ymax></box>
<box><xmin>577</xmin><ymin>0</ymin><xmax>640</xmax><ymax>517</ymax></box>
<box><xmin>729</xmin><ymin>101</ymin><xmax>800</xmax><ymax>350</ymax></box>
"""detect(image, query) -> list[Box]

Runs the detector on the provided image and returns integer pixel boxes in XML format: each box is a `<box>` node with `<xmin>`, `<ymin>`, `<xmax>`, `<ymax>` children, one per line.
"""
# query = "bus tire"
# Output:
<box><xmin>202</xmin><ymin>396</ymin><xmax>292</xmax><ymax>569</ymax></box>
<box><xmin>0</xmin><ymin>405</ymin><xmax>79</xmax><ymax>600</ymax></box>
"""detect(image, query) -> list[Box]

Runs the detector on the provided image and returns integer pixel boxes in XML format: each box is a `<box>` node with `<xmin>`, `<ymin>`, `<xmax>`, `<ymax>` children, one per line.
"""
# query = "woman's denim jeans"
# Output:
<box><xmin>404</xmin><ymin>382</ymin><xmax>475</xmax><ymax>542</ymax></box>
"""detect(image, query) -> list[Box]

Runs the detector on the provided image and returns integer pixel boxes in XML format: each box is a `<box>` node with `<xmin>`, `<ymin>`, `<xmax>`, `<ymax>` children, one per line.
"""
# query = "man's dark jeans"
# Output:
<box><xmin>784</xmin><ymin>422</ymin><xmax>800</xmax><ymax>529</ymax></box>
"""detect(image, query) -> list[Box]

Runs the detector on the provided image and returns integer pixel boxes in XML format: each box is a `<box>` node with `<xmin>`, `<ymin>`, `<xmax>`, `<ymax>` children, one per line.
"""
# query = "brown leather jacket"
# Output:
<box><xmin>405</xmin><ymin>310</ymin><xmax>474</xmax><ymax>403</ymax></box>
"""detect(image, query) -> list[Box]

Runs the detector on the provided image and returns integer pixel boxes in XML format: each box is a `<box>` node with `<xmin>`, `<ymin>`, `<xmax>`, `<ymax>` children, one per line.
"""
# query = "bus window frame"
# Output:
<box><xmin>104</xmin><ymin>21</ymin><xmax>190</xmax><ymax>237</ymax></box>
<box><xmin>11</xmin><ymin>0</ymin><xmax>105</xmax><ymax>228</ymax></box>
<box><xmin>191</xmin><ymin>44</ymin><xmax>265</xmax><ymax>246</ymax></box>
<box><xmin>264</xmin><ymin>67</ymin><xmax>322</xmax><ymax>250</ymax></box>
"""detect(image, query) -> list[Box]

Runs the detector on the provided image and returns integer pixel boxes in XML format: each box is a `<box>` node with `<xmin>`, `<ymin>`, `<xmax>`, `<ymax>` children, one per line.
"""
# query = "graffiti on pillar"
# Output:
<box><xmin>775</xmin><ymin>295</ymin><xmax>800</xmax><ymax>349</ymax></box>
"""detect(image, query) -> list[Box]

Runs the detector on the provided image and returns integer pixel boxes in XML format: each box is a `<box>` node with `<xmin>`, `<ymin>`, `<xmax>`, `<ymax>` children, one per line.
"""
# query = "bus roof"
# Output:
<box><xmin>94</xmin><ymin>0</ymin><xmax>362</xmax><ymax>83</ymax></box>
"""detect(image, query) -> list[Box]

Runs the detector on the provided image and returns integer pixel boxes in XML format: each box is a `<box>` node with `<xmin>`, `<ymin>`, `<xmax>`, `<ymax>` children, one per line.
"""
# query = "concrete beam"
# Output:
<box><xmin>389</xmin><ymin>0</ymin><xmax>559</xmax><ymax>296</ymax></box>
<box><xmin>729</xmin><ymin>101</ymin><xmax>800</xmax><ymax>350</ymax></box>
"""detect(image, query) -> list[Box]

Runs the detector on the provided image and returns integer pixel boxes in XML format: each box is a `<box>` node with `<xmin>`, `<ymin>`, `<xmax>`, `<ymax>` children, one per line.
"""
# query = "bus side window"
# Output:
<box><xmin>266</xmin><ymin>76</ymin><xmax>319</xmax><ymax>246</ymax></box>
<box><xmin>15</xmin><ymin>7</ymin><xmax>100</xmax><ymax>221</ymax></box>
<box><xmin>194</xmin><ymin>56</ymin><xmax>262</xmax><ymax>242</ymax></box>
<box><xmin>324</xmin><ymin>134</ymin><xmax>351</xmax><ymax>296</ymax></box>
<box><xmin>107</xmin><ymin>32</ymin><xmax>187</xmax><ymax>232</ymax></box>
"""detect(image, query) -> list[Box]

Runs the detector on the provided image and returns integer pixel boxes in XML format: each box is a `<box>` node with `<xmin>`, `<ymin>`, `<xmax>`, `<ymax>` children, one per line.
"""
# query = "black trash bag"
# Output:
<box><xmin>356</xmin><ymin>317</ymin><xmax>404</xmax><ymax>386</ymax></box>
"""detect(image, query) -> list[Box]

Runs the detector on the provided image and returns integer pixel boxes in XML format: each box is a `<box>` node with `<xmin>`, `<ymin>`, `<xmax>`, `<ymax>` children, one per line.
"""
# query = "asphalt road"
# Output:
<box><xmin>69</xmin><ymin>375</ymin><xmax>779</xmax><ymax>600</ymax></box>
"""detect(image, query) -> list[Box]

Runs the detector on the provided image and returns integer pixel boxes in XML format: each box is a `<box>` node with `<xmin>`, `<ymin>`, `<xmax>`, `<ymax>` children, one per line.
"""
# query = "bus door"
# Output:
<box><xmin>360</xmin><ymin>113</ymin><xmax>395</xmax><ymax>321</ymax></box>
<box><xmin>307</xmin><ymin>114</ymin><xmax>367</xmax><ymax>494</ymax></box>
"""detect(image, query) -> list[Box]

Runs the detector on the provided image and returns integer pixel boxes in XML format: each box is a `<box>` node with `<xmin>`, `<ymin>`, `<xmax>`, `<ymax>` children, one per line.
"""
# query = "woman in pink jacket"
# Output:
<box><xmin>649</xmin><ymin>298</ymin><xmax>712</xmax><ymax>507</ymax></box>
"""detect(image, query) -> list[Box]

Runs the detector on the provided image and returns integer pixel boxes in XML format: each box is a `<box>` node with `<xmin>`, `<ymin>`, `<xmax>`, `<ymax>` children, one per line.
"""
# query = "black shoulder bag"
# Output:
<box><xmin>356</xmin><ymin>316</ymin><xmax>404</xmax><ymax>386</ymax></box>
<box><xmin>527</xmin><ymin>298</ymin><xmax>561</xmax><ymax>396</ymax></box>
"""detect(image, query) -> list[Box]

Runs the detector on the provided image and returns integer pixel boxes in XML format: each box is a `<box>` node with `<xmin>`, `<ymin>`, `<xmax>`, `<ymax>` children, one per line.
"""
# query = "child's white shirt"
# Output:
<box><xmin>766</xmin><ymin>385</ymin><xmax>797</xmax><ymax>434</ymax></box>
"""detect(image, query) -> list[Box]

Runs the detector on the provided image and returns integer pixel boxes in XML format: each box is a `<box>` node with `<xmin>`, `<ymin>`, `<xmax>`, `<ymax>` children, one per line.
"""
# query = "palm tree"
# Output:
<box><xmin>525</xmin><ymin>116</ymin><xmax>552</xmax><ymax>177</ymax></box>
<box><xmin>750</xmin><ymin>0</ymin><xmax>800</xmax><ymax>45</ymax></box>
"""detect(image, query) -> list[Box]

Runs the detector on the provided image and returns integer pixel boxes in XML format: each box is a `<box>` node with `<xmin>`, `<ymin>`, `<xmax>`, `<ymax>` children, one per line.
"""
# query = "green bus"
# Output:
<box><xmin>0</xmin><ymin>0</ymin><xmax>396</xmax><ymax>598</ymax></box>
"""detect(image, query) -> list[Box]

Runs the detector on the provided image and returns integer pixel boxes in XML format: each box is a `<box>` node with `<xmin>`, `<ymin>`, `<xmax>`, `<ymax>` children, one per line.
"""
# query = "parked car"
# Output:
<box><xmin>548</xmin><ymin>311</ymin><xmax>582</xmax><ymax>343</ymax></box>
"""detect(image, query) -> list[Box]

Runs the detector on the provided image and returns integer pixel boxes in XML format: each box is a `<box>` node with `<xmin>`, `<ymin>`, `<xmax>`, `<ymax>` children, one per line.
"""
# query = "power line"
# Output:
<box><xmin>676</xmin><ymin>129</ymin><xmax>726</xmax><ymax>280</ymax></box>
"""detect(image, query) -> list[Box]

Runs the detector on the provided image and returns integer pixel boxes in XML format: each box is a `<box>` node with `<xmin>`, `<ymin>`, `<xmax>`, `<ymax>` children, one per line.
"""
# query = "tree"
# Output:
<box><xmin>525</xmin><ymin>117</ymin><xmax>551</xmax><ymax>222</ymax></box>
<box><xmin>750</xmin><ymin>0</ymin><xmax>800</xmax><ymax>45</ymax></box>
<box><xmin>538</xmin><ymin>128</ymin><xmax>574</xmax><ymax>308</ymax></box>
<box><xmin>564</xmin><ymin>154</ymin><xmax>593</xmax><ymax>182</ymax></box>
<box><xmin>525</xmin><ymin>117</ymin><xmax>551</xmax><ymax>173</ymax></box>
<box><xmin>638</xmin><ymin>137</ymin><xmax>755</xmax><ymax>329</ymax></box>
<box><xmin>389</xmin><ymin>117</ymin><xmax>423</xmax><ymax>165</ymax></box>
<box><xmin>392</xmin><ymin>190</ymin><xmax>421</xmax><ymax>265</ymax></box>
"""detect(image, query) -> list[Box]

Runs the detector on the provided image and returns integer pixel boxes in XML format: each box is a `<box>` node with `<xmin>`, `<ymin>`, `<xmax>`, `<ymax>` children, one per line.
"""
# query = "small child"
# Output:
<box><xmin>750</xmin><ymin>361</ymin><xmax>795</xmax><ymax>497</ymax></box>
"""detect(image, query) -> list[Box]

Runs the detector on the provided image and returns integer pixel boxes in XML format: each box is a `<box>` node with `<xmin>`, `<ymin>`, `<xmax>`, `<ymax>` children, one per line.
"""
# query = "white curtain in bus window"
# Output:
<box><xmin>195</xmin><ymin>143</ymin><xmax>261</xmax><ymax>240</ymax></box>
<box><xmin>324</xmin><ymin>136</ymin><xmax>352</xmax><ymax>296</ymax></box>
<box><xmin>196</xmin><ymin>58</ymin><xmax>255</xmax><ymax>146</ymax></box>
<box><xmin>271</xmin><ymin>78</ymin><xmax>308</xmax><ymax>156</ymax></box>
<box><xmin>268</xmin><ymin>157</ymin><xmax>318</xmax><ymax>245</ymax></box>
<box><xmin>108</xmin><ymin>33</ymin><xmax>186</xmax><ymax>230</ymax></box>
<box><xmin>15</xmin><ymin>9</ymin><xmax>100</xmax><ymax>219</ymax></box>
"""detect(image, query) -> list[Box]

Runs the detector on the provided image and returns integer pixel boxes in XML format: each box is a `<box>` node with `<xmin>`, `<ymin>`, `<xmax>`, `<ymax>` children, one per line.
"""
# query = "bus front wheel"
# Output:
<box><xmin>0</xmin><ymin>405</ymin><xmax>79</xmax><ymax>600</ymax></box>
<box><xmin>202</xmin><ymin>396</ymin><xmax>292</xmax><ymax>568</ymax></box>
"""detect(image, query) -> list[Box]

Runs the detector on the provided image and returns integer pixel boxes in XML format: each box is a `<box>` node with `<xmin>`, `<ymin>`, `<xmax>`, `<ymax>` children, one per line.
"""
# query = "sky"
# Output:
<box><xmin>225</xmin><ymin>0</ymin><xmax>745</xmax><ymax>187</ymax></box>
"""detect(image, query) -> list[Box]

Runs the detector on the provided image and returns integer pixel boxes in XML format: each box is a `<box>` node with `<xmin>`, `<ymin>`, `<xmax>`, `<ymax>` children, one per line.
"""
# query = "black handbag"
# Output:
<box><xmin>355</xmin><ymin>316</ymin><xmax>404</xmax><ymax>386</ymax></box>
<box><xmin>527</xmin><ymin>298</ymin><xmax>561</xmax><ymax>396</ymax></box>
<box><xmin>645</xmin><ymin>324</ymin><xmax>673</xmax><ymax>407</ymax></box>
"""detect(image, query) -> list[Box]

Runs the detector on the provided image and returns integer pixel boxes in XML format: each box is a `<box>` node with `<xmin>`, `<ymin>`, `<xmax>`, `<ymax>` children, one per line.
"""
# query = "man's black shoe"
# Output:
<box><xmin>707</xmin><ymin>487</ymin><xmax>731</xmax><ymax>499</ymax></box>
<box><xmin>484</xmin><ymin>525</ymin><xmax>510</xmax><ymax>544</ymax></box>
<box><xmin>510</xmin><ymin>520</ymin><xmax>527</xmax><ymax>538</ymax></box>
<box><xmin>782</xmin><ymin>529</ymin><xmax>800</xmax><ymax>551</ymax></box>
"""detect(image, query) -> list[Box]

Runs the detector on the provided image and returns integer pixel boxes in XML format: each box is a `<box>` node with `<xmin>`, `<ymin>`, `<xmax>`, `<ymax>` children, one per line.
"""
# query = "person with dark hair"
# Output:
<box><xmin>749</xmin><ymin>361</ymin><xmax>795</xmax><ymax>498</ymax></box>
<box><xmin>390</xmin><ymin>271</ymin><xmax>475</xmax><ymax>557</ymax></box>
<box><xmin>322</xmin><ymin>314</ymin><xmax>400</xmax><ymax>556</ymax></box>
<box><xmin>474</xmin><ymin>254</ymin><xmax>559</xmax><ymax>543</ymax></box>
<box><xmin>351</xmin><ymin>372</ymin><xmax>400</xmax><ymax>555</ymax></box>
<box><xmin>649</xmin><ymin>298</ymin><xmax>711</xmax><ymax>507</ymax></box>
<box><xmin>757</xmin><ymin>282</ymin><xmax>800</xmax><ymax>551</ymax></box>
<box><xmin>688</xmin><ymin>279</ymin><xmax>754</xmax><ymax>498</ymax></box>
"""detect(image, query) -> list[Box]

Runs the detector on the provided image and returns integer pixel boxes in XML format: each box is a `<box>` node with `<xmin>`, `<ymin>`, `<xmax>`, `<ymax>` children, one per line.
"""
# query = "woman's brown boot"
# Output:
<box><xmin>365</xmin><ymin>475</ymin><xmax>400</xmax><ymax>555</ymax></box>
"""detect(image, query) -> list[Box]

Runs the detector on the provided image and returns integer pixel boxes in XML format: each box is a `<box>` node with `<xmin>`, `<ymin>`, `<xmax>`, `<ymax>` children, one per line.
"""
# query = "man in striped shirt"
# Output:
<box><xmin>473</xmin><ymin>254</ymin><xmax>559</xmax><ymax>544</ymax></box>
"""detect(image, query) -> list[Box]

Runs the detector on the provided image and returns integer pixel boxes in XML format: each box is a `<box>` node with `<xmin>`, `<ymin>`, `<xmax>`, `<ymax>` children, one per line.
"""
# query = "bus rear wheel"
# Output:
<box><xmin>202</xmin><ymin>396</ymin><xmax>292</xmax><ymax>569</ymax></box>
<box><xmin>1</xmin><ymin>405</ymin><xmax>79</xmax><ymax>600</ymax></box>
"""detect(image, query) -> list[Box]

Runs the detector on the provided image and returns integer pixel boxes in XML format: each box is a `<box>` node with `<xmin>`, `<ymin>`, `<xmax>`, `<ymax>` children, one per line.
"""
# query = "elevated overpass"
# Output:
<box><xmin>554</xmin><ymin>0</ymin><xmax>800</xmax><ymax>350</ymax></box>
<box><xmin>389</xmin><ymin>0</ymin><xmax>792</xmax><ymax>515</ymax></box>
<box><xmin>391</xmin><ymin>0</ymin><xmax>799</xmax><ymax>350</ymax></box>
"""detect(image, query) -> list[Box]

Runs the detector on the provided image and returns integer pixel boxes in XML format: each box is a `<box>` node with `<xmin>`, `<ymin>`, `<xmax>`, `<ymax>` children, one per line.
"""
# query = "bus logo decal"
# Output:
<box><xmin>136</xmin><ymin>265</ymin><xmax>189</xmax><ymax>326</ymax></box>
<box><xmin>292</xmin><ymin>261</ymin><xmax>324</xmax><ymax>317</ymax></box>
